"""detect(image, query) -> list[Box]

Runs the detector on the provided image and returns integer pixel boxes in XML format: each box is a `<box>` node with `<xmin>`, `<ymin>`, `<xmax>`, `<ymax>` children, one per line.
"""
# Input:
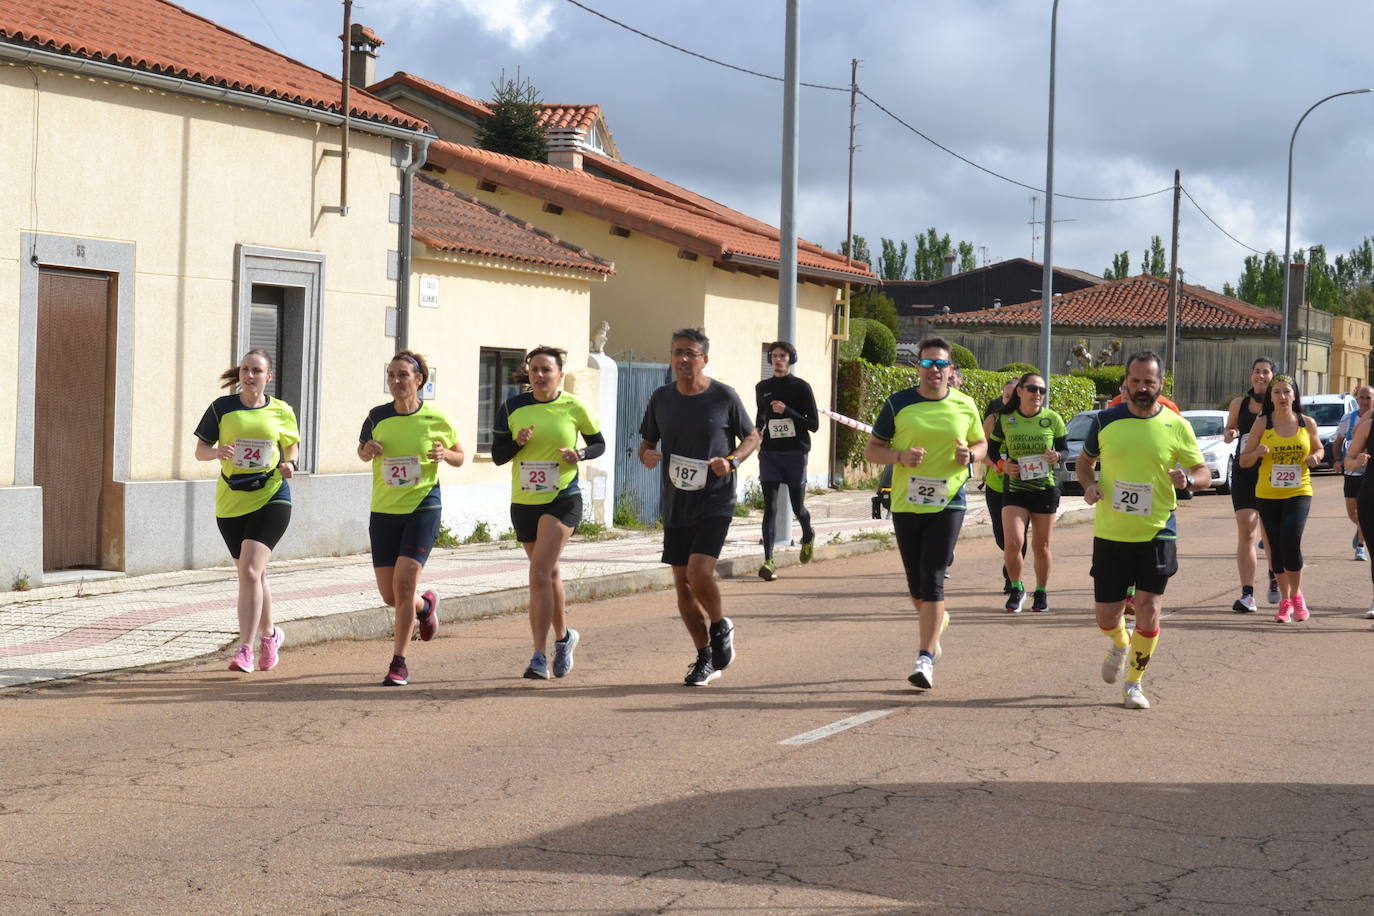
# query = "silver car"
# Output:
<box><xmin>1181</xmin><ymin>410</ymin><xmax>1232</xmax><ymax>493</ymax></box>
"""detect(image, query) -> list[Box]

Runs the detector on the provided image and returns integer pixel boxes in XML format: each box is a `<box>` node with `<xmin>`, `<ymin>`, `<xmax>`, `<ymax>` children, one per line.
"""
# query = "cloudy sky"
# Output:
<box><xmin>183</xmin><ymin>0</ymin><xmax>1372</xmax><ymax>291</ymax></box>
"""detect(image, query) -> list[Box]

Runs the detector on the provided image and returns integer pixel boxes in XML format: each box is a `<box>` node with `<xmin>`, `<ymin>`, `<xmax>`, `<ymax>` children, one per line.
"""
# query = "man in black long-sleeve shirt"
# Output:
<box><xmin>754</xmin><ymin>341</ymin><xmax>819</xmax><ymax>580</ymax></box>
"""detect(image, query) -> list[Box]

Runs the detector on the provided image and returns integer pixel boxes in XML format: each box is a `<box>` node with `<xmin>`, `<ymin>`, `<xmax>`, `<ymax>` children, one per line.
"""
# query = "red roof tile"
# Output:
<box><xmin>427</xmin><ymin>142</ymin><xmax>876</xmax><ymax>284</ymax></box>
<box><xmin>368</xmin><ymin>71</ymin><xmax>492</xmax><ymax>120</ymax></box>
<box><xmin>412</xmin><ymin>173</ymin><xmax>613</xmax><ymax>276</ymax></box>
<box><xmin>0</xmin><ymin>0</ymin><xmax>427</xmax><ymax>131</ymax></box>
<box><xmin>931</xmin><ymin>274</ymin><xmax>1279</xmax><ymax>331</ymax></box>
<box><xmin>538</xmin><ymin>104</ymin><xmax>600</xmax><ymax>132</ymax></box>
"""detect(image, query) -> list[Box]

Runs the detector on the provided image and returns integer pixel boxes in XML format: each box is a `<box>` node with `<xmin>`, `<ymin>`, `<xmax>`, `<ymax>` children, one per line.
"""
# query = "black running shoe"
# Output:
<box><xmin>684</xmin><ymin>650</ymin><xmax>719</xmax><ymax>686</ymax></box>
<box><xmin>709</xmin><ymin>616</ymin><xmax>735</xmax><ymax>670</ymax></box>
<box><xmin>1005</xmin><ymin>586</ymin><xmax>1025</xmax><ymax>613</ymax></box>
<box><xmin>1031</xmin><ymin>589</ymin><xmax>1049</xmax><ymax>612</ymax></box>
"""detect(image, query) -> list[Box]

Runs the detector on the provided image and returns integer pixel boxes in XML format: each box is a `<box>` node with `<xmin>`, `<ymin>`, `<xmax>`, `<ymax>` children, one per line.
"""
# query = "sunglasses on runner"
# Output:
<box><xmin>1022</xmin><ymin>384</ymin><xmax>1047</xmax><ymax>394</ymax></box>
<box><xmin>917</xmin><ymin>358</ymin><xmax>952</xmax><ymax>369</ymax></box>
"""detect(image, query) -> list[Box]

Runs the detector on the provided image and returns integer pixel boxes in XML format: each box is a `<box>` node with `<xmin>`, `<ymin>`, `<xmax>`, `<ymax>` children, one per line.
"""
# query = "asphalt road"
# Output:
<box><xmin>4</xmin><ymin>476</ymin><xmax>1373</xmax><ymax>915</ymax></box>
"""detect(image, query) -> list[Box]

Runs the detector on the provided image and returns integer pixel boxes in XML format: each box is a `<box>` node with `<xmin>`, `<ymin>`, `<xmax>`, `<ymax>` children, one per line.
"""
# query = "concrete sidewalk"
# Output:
<box><xmin>0</xmin><ymin>487</ymin><xmax>1091</xmax><ymax>689</ymax></box>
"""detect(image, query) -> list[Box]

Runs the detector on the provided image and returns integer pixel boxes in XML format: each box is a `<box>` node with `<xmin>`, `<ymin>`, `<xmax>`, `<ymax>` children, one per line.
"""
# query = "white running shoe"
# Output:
<box><xmin>1123</xmin><ymin>683</ymin><xmax>1150</xmax><ymax>709</ymax></box>
<box><xmin>908</xmin><ymin>654</ymin><xmax>934</xmax><ymax>689</ymax></box>
<box><xmin>1357</xmin><ymin>546</ymin><xmax>1368</xmax><ymax>561</ymax></box>
<box><xmin>1364</xmin><ymin>603</ymin><xmax>1374</xmax><ymax>620</ymax></box>
<box><xmin>1231</xmin><ymin>594</ymin><xmax>1257</xmax><ymax>614</ymax></box>
<box><xmin>1101</xmin><ymin>645</ymin><xmax>1128</xmax><ymax>684</ymax></box>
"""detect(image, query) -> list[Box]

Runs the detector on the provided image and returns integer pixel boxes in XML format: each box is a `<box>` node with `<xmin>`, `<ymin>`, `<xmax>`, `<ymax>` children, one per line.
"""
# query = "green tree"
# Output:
<box><xmin>878</xmin><ymin>238</ymin><xmax>909</xmax><ymax>281</ymax></box>
<box><xmin>912</xmin><ymin>228</ymin><xmax>959</xmax><ymax>280</ymax></box>
<box><xmin>850</xmin><ymin>288</ymin><xmax>899</xmax><ymax>335</ymax></box>
<box><xmin>1222</xmin><ymin>281</ymin><xmax>1238</xmax><ymax>298</ymax></box>
<box><xmin>477</xmin><ymin>70</ymin><xmax>547</xmax><ymax>162</ymax></box>
<box><xmin>1103</xmin><ymin>250</ymin><xmax>1131</xmax><ymax>280</ymax></box>
<box><xmin>1236</xmin><ymin>252</ymin><xmax>1285</xmax><ymax>308</ymax></box>
<box><xmin>1140</xmin><ymin>235</ymin><xmax>1167</xmax><ymax>278</ymax></box>
<box><xmin>957</xmin><ymin>241</ymin><xmax>977</xmax><ymax>273</ymax></box>
<box><xmin>839</xmin><ymin>234</ymin><xmax>872</xmax><ymax>269</ymax></box>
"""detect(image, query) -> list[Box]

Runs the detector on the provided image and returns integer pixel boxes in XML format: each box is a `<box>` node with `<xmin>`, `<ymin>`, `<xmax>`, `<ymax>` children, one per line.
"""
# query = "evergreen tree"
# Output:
<box><xmin>878</xmin><ymin>238</ymin><xmax>909</xmax><ymax>281</ymax></box>
<box><xmin>957</xmin><ymin>241</ymin><xmax>977</xmax><ymax>273</ymax></box>
<box><xmin>1139</xmin><ymin>235</ymin><xmax>1167</xmax><ymax>277</ymax></box>
<box><xmin>1103</xmin><ymin>250</ymin><xmax>1131</xmax><ymax>280</ymax></box>
<box><xmin>477</xmin><ymin>70</ymin><xmax>547</xmax><ymax>162</ymax></box>
<box><xmin>849</xmin><ymin>288</ymin><xmax>899</xmax><ymax>335</ymax></box>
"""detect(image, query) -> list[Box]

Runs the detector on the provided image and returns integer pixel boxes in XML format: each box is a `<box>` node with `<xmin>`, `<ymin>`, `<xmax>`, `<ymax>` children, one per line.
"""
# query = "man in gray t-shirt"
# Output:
<box><xmin>639</xmin><ymin>328</ymin><xmax>759</xmax><ymax>687</ymax></box>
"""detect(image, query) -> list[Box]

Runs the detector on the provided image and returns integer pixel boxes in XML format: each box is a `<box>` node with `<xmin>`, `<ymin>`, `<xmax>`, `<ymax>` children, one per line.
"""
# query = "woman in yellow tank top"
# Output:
<box><xmin>1238</xmin><ymin>375</ymin><xmax>1322</xmax><ymax>623</ymax></box>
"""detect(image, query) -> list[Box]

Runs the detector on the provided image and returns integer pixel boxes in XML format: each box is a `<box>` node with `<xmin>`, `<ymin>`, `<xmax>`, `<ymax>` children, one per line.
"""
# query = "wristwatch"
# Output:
<box><xmin>727</xmin><ymin>455</ymin><xmax>740</xmax><ymax>470</ymax></box>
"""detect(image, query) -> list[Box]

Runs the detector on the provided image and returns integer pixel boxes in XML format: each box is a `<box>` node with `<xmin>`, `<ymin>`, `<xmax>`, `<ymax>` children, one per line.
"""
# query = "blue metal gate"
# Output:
<box><xmin>613</xmin><ymin>352</ymin><xmax>670</xmax><ymax>525</ymax></box>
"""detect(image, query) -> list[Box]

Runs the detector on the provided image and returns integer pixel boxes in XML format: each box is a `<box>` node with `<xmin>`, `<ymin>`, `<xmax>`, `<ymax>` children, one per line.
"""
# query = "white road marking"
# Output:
<box><xmin>779</xmin><ymin>709</ymin><xmax>894</xmax><ymax>746</ymax></box>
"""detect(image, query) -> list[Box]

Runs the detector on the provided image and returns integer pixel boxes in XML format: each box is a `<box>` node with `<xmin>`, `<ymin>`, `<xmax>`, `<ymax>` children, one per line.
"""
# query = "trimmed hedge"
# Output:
<box><xmin>861</xmin><ymin>319</ymin><xmax>896</xmax><ymax>366</ymax></box>
<box><xmin>834</xmin><ymin>358</ymin><xmax>1097</xmax><ymax>466</ymax></box>
<box><xmin>949</xmin><ymin>342</ymin><xmax>978</xmax><ymax>370</ymax></box>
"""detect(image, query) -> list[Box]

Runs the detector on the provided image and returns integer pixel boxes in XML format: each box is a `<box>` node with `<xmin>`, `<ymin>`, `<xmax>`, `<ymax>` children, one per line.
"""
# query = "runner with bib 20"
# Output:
<box><xmin>492</xmin><ymin>346</ymin><xmax>605</xmax><ymax>680</ymax></box>
<box><xmin>863</xmin><ymin>336</ymin><xmax>985</xmax><ymax>691</ymax></box>
<box><xmin>1077</xmin><ymin>351</ymin><xmax>1208</xmax><ymax>710</ymax></box>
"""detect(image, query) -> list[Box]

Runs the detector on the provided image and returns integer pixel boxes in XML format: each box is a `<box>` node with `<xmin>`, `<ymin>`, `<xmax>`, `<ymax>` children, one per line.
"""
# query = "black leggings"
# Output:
<box><xmin>985</xmin><ymin>487</ymin><xmax>1027</xmax><ymax>579</ymax></box>
<box><xmin>1358</xmin><ymin>487</ymin><xmax>1374</xmax><ymax>585</ymax></box>
<box><xmin>892</xmin><ymin>508</ymin><xmax>965</xmax><ymax>601</ymax></box>
<box><xmin>761</xmin><ymin>481</ymin><xmax>813</xmax><ymax>559</ymax></box>
<box><xmin>1255</xmin><ymin>496</ymin><xmax>1312</xmax><ymax>574</ymax></box>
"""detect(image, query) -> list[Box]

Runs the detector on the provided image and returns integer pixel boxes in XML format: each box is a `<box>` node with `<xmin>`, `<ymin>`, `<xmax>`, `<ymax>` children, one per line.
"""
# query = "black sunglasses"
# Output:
<box><xmin>1022</xmin><ymin>384</ymin><xmax>1047</xmax><ymax>394</ymax></box>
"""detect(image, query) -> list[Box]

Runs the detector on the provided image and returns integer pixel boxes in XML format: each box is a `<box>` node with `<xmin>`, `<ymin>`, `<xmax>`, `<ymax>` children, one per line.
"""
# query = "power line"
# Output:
<box><xmin>563</xmin><ymin>0</ymin><xmax>847</xmax><ymax>91</ymax></box>
<box><xmin>564</xmin><ymin>0</ymin><xmax>1173</xmax><ymax>204</ymax></box>
<box><xmin>249</xmin><ymin>0</ymin><xmax>294</xmax><ymax>58</ymax></box>
<box><xmin>1179</xmin><ymin>186</ymin><xmax>1266</xmax><ymax>255</ymax></box>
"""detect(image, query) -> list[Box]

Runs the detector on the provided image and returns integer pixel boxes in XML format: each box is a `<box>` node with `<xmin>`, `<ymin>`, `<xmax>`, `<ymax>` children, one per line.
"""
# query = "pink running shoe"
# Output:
<box><xmin>417</xmin><ymin>590</ymin><xmax>439</xmax><ymax>641</ymax></box>
<box><xmin>1274</xmin><ymin>599</ymin><xmax>1293</xmax><ymax>624</ymax></box>
<box><xmin>258</xmin><ymin>626</ymin><xmax>285</xmax><ymax>670</ymax></box>
<box><xmin>1291</xmin><ymin>594</ymin><xmax>1310</xmax><ymax>622</ymax></box>
<box><xmin>228</xmin><ymin>643</ymin><xmax>255</xmax><ymax>672</ymax></box>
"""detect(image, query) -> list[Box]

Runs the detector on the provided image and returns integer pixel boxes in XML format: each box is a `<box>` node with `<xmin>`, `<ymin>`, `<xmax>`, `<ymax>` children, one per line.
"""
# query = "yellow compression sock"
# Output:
<box><xmin>1126</xmin><ymin>627</ymin><xmax>1160</xmax><ymax>684</ymax></box>
<box><xmin>1100</xmin><ymin>619</ymin><xmax>1130</xmax><ymax>650</ymax></box>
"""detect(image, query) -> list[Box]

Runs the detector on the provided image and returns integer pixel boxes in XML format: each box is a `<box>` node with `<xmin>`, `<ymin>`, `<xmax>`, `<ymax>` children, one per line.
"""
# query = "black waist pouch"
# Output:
<box><xmin>222</xmin><ymin>468</ymin><xmax>276</xmax><ymax>492</ymax></box>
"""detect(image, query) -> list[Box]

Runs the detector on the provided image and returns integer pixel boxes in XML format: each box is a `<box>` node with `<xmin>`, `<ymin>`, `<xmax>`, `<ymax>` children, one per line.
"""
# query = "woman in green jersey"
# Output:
<box><xmin>492</xmin><ymin>346</ymin><xmax>605</xmax><ymax>680</ymax></box>
<box><xmin>989</xmin><ymin>373</ymin><xmax>1068</xmax><ymax>613</ymax></box>
<box><xmin>194</xmin><ymin>349</ymin><xmax>299</xmax><ymax>674</ymax></box>
<box><xmin>358</xmin><ymin>351</ymin><xmax>465</xmax><ymax>687</ymax></box>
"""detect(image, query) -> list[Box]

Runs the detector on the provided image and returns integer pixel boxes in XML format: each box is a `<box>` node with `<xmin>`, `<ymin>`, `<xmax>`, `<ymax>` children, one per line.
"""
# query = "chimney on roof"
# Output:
<box><xmin>992</xmin><ymin>298</ymin><xmax>1001</xmax><ymax>309</ymax></box>
<box><xmin>546</xmin><ymin>130</ymin><xmax>584</xmax><ymax>171</ymax></box>
<box><xmin>348</xmin><ymin>24</ymin><xmax>384</xmax><ymax>89</ymax></box>
<box><xmin>1287</xmin><ymin>261</ymin><xmax>1307</xmax><ymax>312</ymax></box>
<box><xmin>943</xmin><ymin>252</ymin><xmax>956</xmax><ymax>277</ymax></box>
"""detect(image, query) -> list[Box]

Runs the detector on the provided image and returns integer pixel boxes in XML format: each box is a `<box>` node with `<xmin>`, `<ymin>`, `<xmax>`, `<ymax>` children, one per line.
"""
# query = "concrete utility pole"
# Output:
<box><xmin>1039</xmin><ymin>0</ymin><xmax>1060</xmax><ymax>385</ymax></box>
<box><xmin>773</xmin><ymin>0</ymin><xmax>800</xmax><ymax>547</ymax></box>
<box><xmin>1166</xmin><ymin>169</ymin><xmax>1181</xmax><ymax>373</ymax></box>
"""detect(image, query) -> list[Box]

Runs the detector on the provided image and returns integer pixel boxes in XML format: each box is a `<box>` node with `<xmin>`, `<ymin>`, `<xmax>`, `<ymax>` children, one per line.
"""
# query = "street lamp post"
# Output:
<box><xmin>1280</xmin><ymin>88</ymin><xmax>1371</xmax><ymax>374</ymax></box>
<box><xmin>1039</xmin><ymin>0</ymin><xmax>1060</xmax><ymax>385</ymax></box>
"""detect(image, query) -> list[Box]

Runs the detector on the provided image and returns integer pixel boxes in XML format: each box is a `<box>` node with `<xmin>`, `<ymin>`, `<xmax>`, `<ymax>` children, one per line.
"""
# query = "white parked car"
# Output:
<box><xmin>1302</xmin><ymin>393</ymin><xmax>1358</xmax><ymax>471</ymax></box>
<box><xmin>1181</xmin><ymin>410</ymin><xmax>1231</xmax><ymax>493</ymax></box>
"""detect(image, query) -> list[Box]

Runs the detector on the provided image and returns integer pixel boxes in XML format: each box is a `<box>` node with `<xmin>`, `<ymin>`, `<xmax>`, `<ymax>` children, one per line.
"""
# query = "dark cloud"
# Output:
<box><xmin>180</xmin><ymin>0</ymin><xmax>1374</xmax><ymax>289</ymax></box>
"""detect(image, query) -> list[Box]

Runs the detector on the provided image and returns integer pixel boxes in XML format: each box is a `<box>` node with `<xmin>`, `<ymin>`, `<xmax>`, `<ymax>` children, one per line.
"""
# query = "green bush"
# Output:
<box><xmin>434</xmin><ymin>523</ymin><xmax>459</xmax><ymax>549</ymax></box>
<box><xmin>837</xmin><ymin>317</ymin><xmax>868</xmax><ymax>362</ymax></box>
<box><xmin>998</xmin><ymin>362</ymin><xmax>1040</xmax><ymax>375</ymax></box>
<box><xmin>462</xmin><ymin>521</ymin><xmax>493</xmax><ymax>545</ymax></box>
<box><xmin>949</xmin><ymin>342</ymin><xmax>979</xmax><ymax>370</ymax></box>
<box><xmin>860</xmin><ymin>319</ymin><xmax>897</xmax><ymax>366</ymax></box>
<box><xmin>834</xmin><ymin>358</ymin><xmax>1096</xmax><ymax>466</ymax></box>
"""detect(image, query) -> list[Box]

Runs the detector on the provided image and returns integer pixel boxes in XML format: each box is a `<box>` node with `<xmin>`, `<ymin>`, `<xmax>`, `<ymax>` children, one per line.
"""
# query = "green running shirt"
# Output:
<box><xmin>1082</xmin><ymin>403</ymin><xmax>1204</xmax><ymax>542</ymax></box>
<box><xmin>871</xmin><ymin>386</ymin><xmax>984</xmax><ymax>514</ymax></box>
<box><xmin>494</xmin><ymin>391</ymin><xmax>600</xmax><ymax>505</ymax></box>
<box><xmin>358</xmin><ymin>401</ymin><xmax>459</xmax><ymax>515</ymax></box>
<box><xmin>194</xmin><ymin>395</ymin><xmax>300</xmax><ymax>519</ymax></box>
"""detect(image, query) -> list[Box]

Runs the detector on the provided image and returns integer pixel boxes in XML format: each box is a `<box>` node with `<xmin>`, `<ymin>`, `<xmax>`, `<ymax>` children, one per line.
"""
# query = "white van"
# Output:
<box><xmin>1303</xmin><ymin>393</ymin><xmax>1358</xmax><ymax>470</ymax></box>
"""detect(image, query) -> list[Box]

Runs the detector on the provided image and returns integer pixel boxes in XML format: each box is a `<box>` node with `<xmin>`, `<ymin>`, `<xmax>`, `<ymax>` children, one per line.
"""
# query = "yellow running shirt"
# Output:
<box><xmin>1082</xmin><ymin>403</ymin><xmax>1204</xmax><ymax>542</ymax></box>
<box><xmin>871</xmin><ymin>386</ymin><xmax>984</xmax><ymax>514</ymax></box>
<box><xmin>493</xmin><ymin>391</ymin><xmax>600</xmax><ymax>506</ymax></box>
<box><xmin>358</xmin><ymin>402</ymin><xmax>458</xmax><ymax>515</ymax></box>
<box><xmin>1253</xmin><ymin>423</ymin><xmax>1314</xmax><ymax>499</ymax></box>
<box><xmin>194</xmin><ymin>394</ymin><xmax>300</xmax><ymax>519</ymax></box>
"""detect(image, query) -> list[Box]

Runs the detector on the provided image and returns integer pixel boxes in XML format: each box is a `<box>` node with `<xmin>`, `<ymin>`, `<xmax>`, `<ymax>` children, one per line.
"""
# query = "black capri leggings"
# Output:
<box><xmin>1255</xmin><ymin>495</ymin><xmax>1312</xmax><ymax>574</ymax></box>
<box><xmin>1358</xmin><ymin>486</ymin><xmax>1374</xmax><ymax>585</ymax></box>
<box><xmin>761</xmin><ymin>480</ymin><xmax>812</xmax><ymax>559</ymax></box>
<box><xmin>892</xmin><ymin>508</ymin><xmax>965</xmax><ymax>602</ymax></box>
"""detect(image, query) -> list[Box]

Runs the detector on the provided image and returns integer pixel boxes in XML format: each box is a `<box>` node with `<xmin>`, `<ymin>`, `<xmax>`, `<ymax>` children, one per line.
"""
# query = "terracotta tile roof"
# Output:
<box><xmin>367</xmin><ymin>71</ymin><xmax>492</xmax><ymax>120</ymax></box>
<box><xmin>426</xmin><ymin>142</ymin><xmax>875</xmax><ymax>284</ymax></box>
<box><xmin>412</xmin><ymin>173</ymin><xmax>613</xmax><ymax>276</ymax></box>
<box><xmin>931</xmin><ymin>274</ymin><xmax>1280</xmax><ymax>331</ymax></box>
<box><xmin>538</xmin><ymin>104</ymin><xmax>600</xmax><ymax>132</ymax></box>
<box><xmin>0</xmin><ymin>0</ymin><xmax>427</xmax><ymax>131</ymax></box>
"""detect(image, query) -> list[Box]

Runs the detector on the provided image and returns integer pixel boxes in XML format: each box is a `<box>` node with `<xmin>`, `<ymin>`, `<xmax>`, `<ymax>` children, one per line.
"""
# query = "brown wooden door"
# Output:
<box><xmin>36</xmin><ymin>268</ymin><xmax>111</xmax><ymax>569</ymax></box>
